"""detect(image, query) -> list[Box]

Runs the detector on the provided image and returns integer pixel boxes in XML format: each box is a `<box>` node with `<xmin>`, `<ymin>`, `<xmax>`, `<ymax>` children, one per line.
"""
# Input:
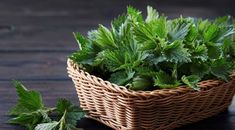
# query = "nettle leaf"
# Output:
<box><xmin>198</xmin><ymin>19</ymin><xmax>210</xmax><ymax>32</ymax></box>
<box><xmin>129</xmin><ymin>76</ymin><xmax>153</xmax><ymax>90</ymax></box>
<box><xmin>111</xmin><ymin>14</ymin><xmax>127</xmax><ymax>31</ymax></box>
<box><xmin>73</xmin><ymin>32</ymin><xmax>88</xmax><ymax>50</ymax></box>
<box><xmin>181</xmin><ymin>75</ymin><xmax>201</xmax><ymax>91</ymax></box>
<box><xmin>56</xmin><ymin>99</ymin><xmax>84</xmax><ymax>116</ymax></box>
<box><xmin>70</xmin><ymin>39</ymin><xmax>101</xmax><ymax>66</ymax></box>
<box><xmin>217</xmin><ymin>25</ymin><xmax>235</xmax><ymax>42</ymax></box>
<box><xmin>135</xmin><ymin>66</ymin><xmax>157</xmax><ymax>77</ymax></box>
<box><xmin>127</xmin><ymin>6</ymin><xmax>143</xmax><ymax>22</ymax></box>
<box><xmin>210</xmin><ymin>58</ymin><xmax>232</xmax><ymax>81</ymax></box>
<box><xmin>134</xmin><ymin>16</ymin><xmax>167</xmax><ymax>43</ymax></box>
<box><xmin>95</xmin><ymin>25</ymin><xmax>117</xmax><ymax>48</ymax></box>
<box><xmin>9</xmin><ymin>81</ymin><xmax>44</xmax><ymax>115</ymax></box>
<box><xmin>162</xmin><ymin>40</ymin><xmax>191</xmax><ymax>63</ymax></box>
<box><xmin>134</xmin><ymin>22</ymin><xmax>156</xmax><ymax>44</ymax></box>
<box><xmin>214</xmin><ymin>16</ymin><xmax>231</xmax><ymax>25</ymax></box>
<box><xmin>103</xmin><ymin>50</ymin><xmax>126</xmax><ymax>71</ymax></box>
<box><xmin>145</xmin><ymin>6</ymin><xmax>159</xmax><ymax>23</ymax></box>
<box><xmin>117</xmin><ymin>22</ymin><xmax>133</xmax><ymax>44</ymax></box>
<box><xmin>223</xmin><ymin>39</ymin><xmax>235</xmax><ymax>57</ymax></box>
<box><xmin>35</xmin><ymin>122</ymin><xmax>59</xmax><ymax>130</ymax></box>
<box><xmin>186</xmin><ymin>25</ymin><xmax>198</xmax><ymax>42</ymax></box>
<box><xmin>207</xmin><ymin>45</ymin><xmax>222</xmax><ymax>59</ymax></box>
<box><xmin>191</xmin><ymin>43</ymin><xmax>208</xmax><ymax>61</ymax></box>
<box><xmin>9</xmin><ymin>103</ymin><xmax>32</xmax><ymax>116</ymax></box>
<box><xmin>9</xmin><ymin>111</ymin><xmax>48</xmax><ymax>130</ymax></box>
<box><xmin>56</xmin><ymin>99</ymin><xmax>85</xmax><ymax>129</ymax></box>
<box><xmin>190</xmin><ymin>62</ymin><xmax>210</xmax><ymax>78</ymax></box>
<box><xmin>152</xmin><ymin>16</ymin><xmax>168</xmax><ymax>38</ymax></box>
<box><xmin>109</xmin><ymin>71</ymin><xmax>135</xmax><ymax>86</ymax></box>
<box><xmin>168</xmin><ymin>18</ymin><xmax>190</xmax><ymax>41</ymax></box>
<box><xmin>203</xmin><ymin>24</ymin><xmax>219</xmax><ymax>42</ymax></box>
<box><xmin>9</xmin><ymin>82</ymin><xmax>85</xmax><ymax>130</ymax></box>
<box><xmin>154</xmin><ymin>71</ymin><xmax>181</xmax><ymax>89</ymax></box>
<box><xmin>70</xmin><ymin>6</ymin><xmax>235</xmax><ymax>90</ymax></box>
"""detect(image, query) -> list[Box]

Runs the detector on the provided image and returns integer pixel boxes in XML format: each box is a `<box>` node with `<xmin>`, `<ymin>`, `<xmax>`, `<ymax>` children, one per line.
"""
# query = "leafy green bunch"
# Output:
<box><xmin>70</xmin><ymin>6</ymin><xmax>235</xmax><ymax>91</ymax></box>
<box><xmin>9</xmin><ymin>81</ymin><xmax>85</xmax><ymax>130</ymax></box>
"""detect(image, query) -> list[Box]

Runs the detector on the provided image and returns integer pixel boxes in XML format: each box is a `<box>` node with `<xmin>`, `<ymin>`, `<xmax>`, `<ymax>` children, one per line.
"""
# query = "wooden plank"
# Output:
<box><xmin>0</xmin><ymin>81</ymin><xmax>235</xmax><ymax>130</ymax></box>
<box><xmin>0</xmin><ymin>52</ymin><xmax>71</xmax><ymax>81</ymax></box>
<box><xmin>0</xmin><ymin>25</ymin><xmax>91</xmax><ymax>43</ymax></box>
<box><xmin>0</xmin><ymin>0</ymin><xmax>233</xmax><ymax>50</ymax></box>
<box><xmin>0</xmin><ymin>0</ymin><xmax>232</xmax><ymax>18</ymax></box>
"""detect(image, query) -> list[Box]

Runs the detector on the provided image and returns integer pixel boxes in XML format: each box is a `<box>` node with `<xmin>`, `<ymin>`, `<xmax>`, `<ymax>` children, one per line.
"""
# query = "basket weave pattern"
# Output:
<box><xmin>67</xmin><ymin>59</ymin><xmax>235</xmax><ymax>130</ymax></box>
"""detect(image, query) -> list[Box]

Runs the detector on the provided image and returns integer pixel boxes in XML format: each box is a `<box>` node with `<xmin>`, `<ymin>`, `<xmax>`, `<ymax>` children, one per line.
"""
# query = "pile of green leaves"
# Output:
<box><xmin>8</xmin><ymin>81</ymin><xmax>85</xmax><ymax>130</ymax></box>
<box><xmin>70</xmin><ymin>6</ymin><xmax>235</xmax><ymax>91</ymax></box>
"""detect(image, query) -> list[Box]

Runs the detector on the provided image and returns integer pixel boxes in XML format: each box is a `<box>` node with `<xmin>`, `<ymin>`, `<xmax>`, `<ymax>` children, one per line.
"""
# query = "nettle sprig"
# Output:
<box><xmin>8</xmin><ymin>81</ymin><xmax>85</xmax><ymax>130</ymax></box>
<box><xmin>70</xmin><ymin>6</ymin><xmax>235</xmax><ymax>91</ymax></box>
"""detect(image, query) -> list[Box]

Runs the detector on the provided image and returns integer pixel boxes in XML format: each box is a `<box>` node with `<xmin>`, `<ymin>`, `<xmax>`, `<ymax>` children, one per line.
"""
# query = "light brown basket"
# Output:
<box><xmin>67</xmin><ymin>59</ymin><xmax>235</xmax><ymax>130</ymax></box>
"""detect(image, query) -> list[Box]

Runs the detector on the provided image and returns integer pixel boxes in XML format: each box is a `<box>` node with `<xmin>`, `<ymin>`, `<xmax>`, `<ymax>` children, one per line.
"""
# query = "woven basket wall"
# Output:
<box><xmin>67</xmin><ymin>59</ymin><xmax>235</xmax><ymax>130</ymax></box>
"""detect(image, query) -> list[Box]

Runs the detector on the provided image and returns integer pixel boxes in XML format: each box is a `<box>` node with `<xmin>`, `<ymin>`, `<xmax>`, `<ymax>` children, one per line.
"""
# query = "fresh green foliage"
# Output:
<box><xmin>9</xmin><ymin>81</ymin><xmax>85</xmax><ymax>130</ymax></box>
<box><xmin>70</xmin><ymin>6</ymin><xmax>235</xmax><ymax>91</ymax></box>
<box><xmin>181</xmin><ymin>75</ymin><xmax>201</xmax><ymax>90</ymax></box>
<box><xmin>154</xmin><ymin>71</ymin><xmax>181</xmax><ymax>89</ymax></box>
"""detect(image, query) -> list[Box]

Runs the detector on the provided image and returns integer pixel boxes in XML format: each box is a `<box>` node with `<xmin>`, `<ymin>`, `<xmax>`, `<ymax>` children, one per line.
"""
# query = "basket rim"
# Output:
<box><xmin>67</xmin><ymin>59</ymin><xmax>235</xmax><ymax>97</ymax></box>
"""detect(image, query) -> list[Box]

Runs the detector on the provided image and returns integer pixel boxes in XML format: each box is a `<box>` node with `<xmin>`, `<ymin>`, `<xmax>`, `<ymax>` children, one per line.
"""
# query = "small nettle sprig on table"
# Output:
<box><xmin>70</xmin><ymin>6</ymin><xmax>235</xmax><ymax>91</ymax></box>
<box><xmin>8</xmin><ymin>81</ymin><xmax>85</xmax><ymax>130</ymax></box>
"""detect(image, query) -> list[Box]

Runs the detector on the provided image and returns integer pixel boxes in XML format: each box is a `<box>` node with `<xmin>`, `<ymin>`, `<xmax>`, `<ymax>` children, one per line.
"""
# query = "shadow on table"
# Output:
<box><xmin>77</xmin><ymin>110</ymin><xmax>234</xmax><ymax>130</ymax></box>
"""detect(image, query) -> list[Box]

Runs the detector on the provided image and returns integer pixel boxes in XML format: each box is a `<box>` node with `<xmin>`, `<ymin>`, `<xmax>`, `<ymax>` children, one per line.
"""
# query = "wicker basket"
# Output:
<box><xmin>67</xmin><ymin>59</ymin><xmax>235</xmax><ymax>130</ymax></box>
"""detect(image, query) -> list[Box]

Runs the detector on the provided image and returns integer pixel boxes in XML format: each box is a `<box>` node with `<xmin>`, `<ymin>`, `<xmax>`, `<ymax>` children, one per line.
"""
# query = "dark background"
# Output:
<box><xmin>0</xmin><ymin>0</ymin><xmax>235</xmax><ymax>130</ymax></box>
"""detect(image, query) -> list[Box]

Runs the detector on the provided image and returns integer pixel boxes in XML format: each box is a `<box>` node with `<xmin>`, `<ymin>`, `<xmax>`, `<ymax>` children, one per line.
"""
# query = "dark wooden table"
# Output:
<box><xmin>0</xmin><ymin>0</ymin><xmax>235</xmax><ymax>130</ymax></box>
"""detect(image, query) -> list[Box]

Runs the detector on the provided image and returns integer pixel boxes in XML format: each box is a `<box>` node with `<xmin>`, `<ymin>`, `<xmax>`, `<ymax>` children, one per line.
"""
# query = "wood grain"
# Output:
<box><xmin>0</xmin><ymin>0</ymin><xmax>234</xmax><ymax>129</ymax></box>
<box><xmin>0</xmin><ymin>52</ymin><xmax>69</xmax><ymax>80</ymax></box>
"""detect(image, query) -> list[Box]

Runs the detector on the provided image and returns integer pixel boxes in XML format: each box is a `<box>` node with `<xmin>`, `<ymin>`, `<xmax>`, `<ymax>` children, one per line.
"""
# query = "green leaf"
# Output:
<box><xmin>111</xmin><ymin>14</ymin><xmax>127</xmax><ymax>31</ymax></box>
<box><xmin>191</xmin><ymin>43</ymin><xmax>208</xmax><ymax>61</ymax></box>
<box><xmin>145</xmin><ymin>6</ymin><xmax>159</xmax><ymax>23</ymax></box>
<box><xmin>162</xmin><ymin>40</ymin><xmax>191</xmax><ymax>63</ymax></box>
<box><xmin>203</xmin><ymin>24</ymin><xmax>219</xmax><ymax>42</ymax></box>
<box><xmin>210</xmin><ymin>58</ymin><xmax>232</xmax><ymax>81</ymax></box>
<box><xmin>181</xmin><ymin>75</ymin><xmax>201</xmax><ymax>90</ymax></box>
<box><xmin>103</xmin><ymin>44</ymin><xmax>147</xmax><ymax>72</ymax></box>
<box><xmin>168</xmin><ymin>18</ymin><xmax>190</xmax><ymax>41</ymax></box>
<box><xmin>109</xmin><ymin>71</ymin><xmax>135</xmax><ymax>85</ymax></box>
<box><xmin>129</xmin><ymin>76</ymin><xmax>152</xmax><ymax>90</ymax></box>
<box><xmin>56</xmin><ymin>99</ymin><xmax>73</xmax><ymax>115</ymax></box>
<box><xmin>70</xmin><ymin>6</ymin><xmax>235</xmax><ymax>91</ymax></box>
<box><xmin>73</xmin><ymin>32</ymin><xmax>88</xmax><ymax>50</ymax></box>
<box><xmin>56</xmin><ymin>99</ymin><xmax>85</xmax><ymax>127</ymax></box>
<box><xmin>35</xmin><ymin>122</ymin><xmax>59</xmax><ymax>130</ymax></box>
<box><xmin>133</xmin><ymin>23</ymin><xmax>156</xmax><ymax>45</ymax></box>
<box><xmin>152</xmin><ymin>16</ymin><xmax>168</xmax><ymax>38</ymax></box>
<box><xmin>154</xmin><ymin>71</ymin><xmax>181</xmax><ymax>89</ymax></box>
<box><xmin>70</xmin><ymin>50</ymin><xmax>94</xmax><ymax>65</ymax></box>
<box><xmin>214</xmin><ymin>16</ymin><xmax>231</xmax><ymax>25</ymax></box>
<box><xmin>95</xmin><ymin>25</ymin><xmax>117</xmax><ymax>48</ymax></box>
<box><xmin>186</xmin><ymin>25</ymin><xmax>198</xmax><ymax>42</ymax></box>
<box><xmin>9</xmin><ymin>103</ymin><xmax>32</xmax><ymax>116</ymax></box>
<box><xmin>9</xmin><ymin>111</ymin><xmax>46</xmax><ymax>130</ymax></box>
<box><xmin>135</xmin><ymin>66</ymin><xmax>157</xmax><ymax>77</ymax></box>
<box><xmin>69</xmin><ymin>43</ymin><xmax>101</xmax><ymax>66</ymax></box>
<box><xmin>190</xmin><ymin>62</ymin><xmax>210</xmax><ymax>78</ymax></box>
<box><xmin>9</xmin><ymin>82</ymin><xmax>85</xmax><ymax>130</ymax></box>
<box><xmin>9</xmin><ymin>81</ymin><xmax>44</xmax><ymax>115</ymax></box>
<box><xmin>207</xmin><ymin>45</ymin><xmax>222</xmax><ymax>59</ymax></box>
<box><xmin>135</xmin><ymin>16</ymin><xmax>167</xmax><ymax>41</ymax></box>
<box><xmin>217</xmin><ymin>25</ymin><xmax>235</xmax><ymax>42</ymax></box>
<box><xmin>9</xmin><ymin>112</ymin><xmax>39</xmax><ymax>125</ymax></box>
<box><xmin>127</xmin><ymin>6</ymin><xmax>143</xmax><ymax>22</ymax></box>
